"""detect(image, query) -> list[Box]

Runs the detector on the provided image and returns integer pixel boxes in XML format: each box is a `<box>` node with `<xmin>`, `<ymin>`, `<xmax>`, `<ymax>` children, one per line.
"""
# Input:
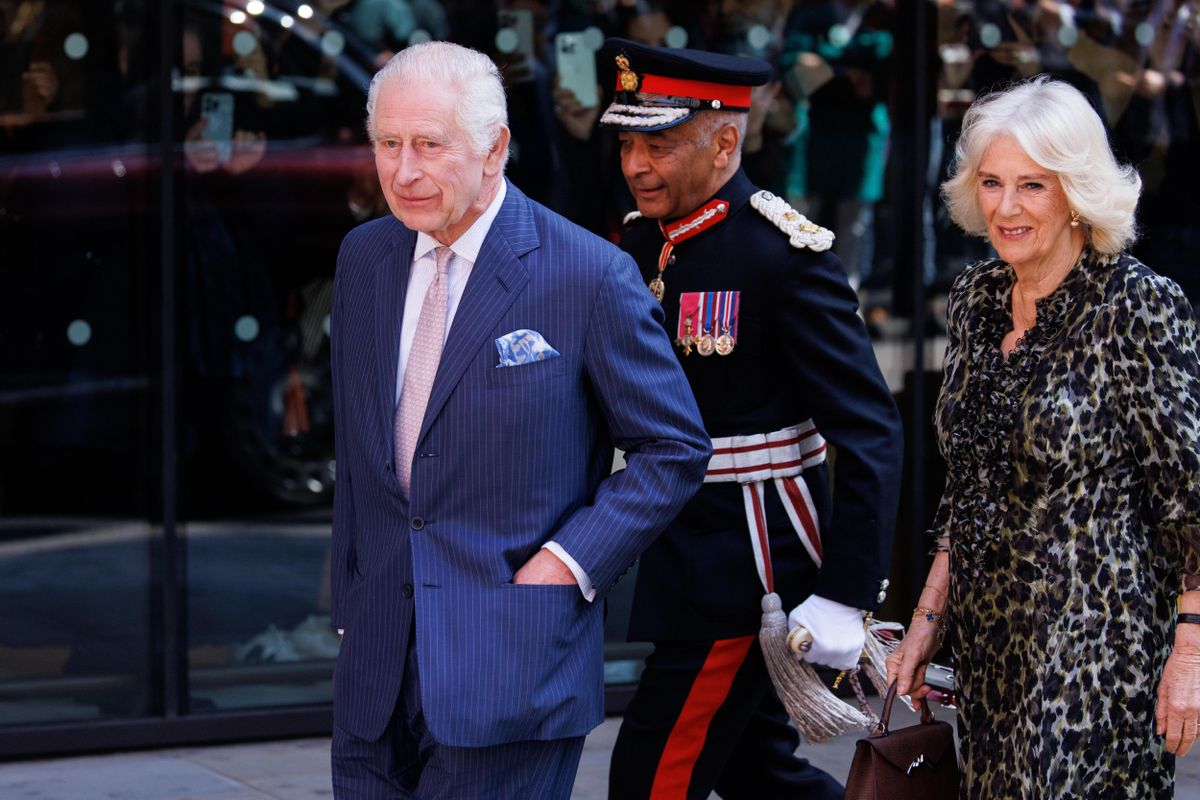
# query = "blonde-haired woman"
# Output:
<box><xmin>888</xmin><ymin>76</ymin><xmax>1200</xmax><ymax>798</ymax></box>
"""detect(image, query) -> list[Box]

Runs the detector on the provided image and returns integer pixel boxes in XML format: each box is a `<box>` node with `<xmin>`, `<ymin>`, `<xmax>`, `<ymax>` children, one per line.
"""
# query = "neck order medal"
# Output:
<box><xmin>650</xmin><ymin>198</ymin><xmax>729</xmax><ymax>302</ymax></box>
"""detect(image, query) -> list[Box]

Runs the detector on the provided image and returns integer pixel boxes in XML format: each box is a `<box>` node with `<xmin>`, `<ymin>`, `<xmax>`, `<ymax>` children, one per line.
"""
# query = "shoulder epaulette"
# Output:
<box><xmin>749</xmin><ymin>191</ymin><xmax>834</xmax><ymax>252</ymax></box>
<box><xmin>623</xmin><ymin>210</ymin><xmax>644</xmax><ymax>226</ymax></box>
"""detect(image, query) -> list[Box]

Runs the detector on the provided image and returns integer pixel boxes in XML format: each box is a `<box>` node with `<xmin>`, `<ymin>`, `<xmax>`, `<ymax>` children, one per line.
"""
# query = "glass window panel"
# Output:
<box><xmin>932</xmin><ymin>0</ymin><xmax>1200</xmax><ymax>304</ymax></box>
<box><xmin>177</xmin><ymin>0</ymin><xmax>379</xmax><ymax>712</ymax></box>
<box><xmin>0</xmin><ymin>0</ymin><xmax>158</xmax><ymax>727</ymax></box>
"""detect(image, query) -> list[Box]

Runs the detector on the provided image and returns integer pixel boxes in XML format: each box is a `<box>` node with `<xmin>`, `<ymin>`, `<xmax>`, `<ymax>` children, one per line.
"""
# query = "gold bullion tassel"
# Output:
<box><xmin>758</xmin><ymin>593</ymin><xmax>869</xmax><ymax>743</ymax></box>
<box><xmin>859</xmin><ymin>617</ymin><xmax>912</xmax><ymax>711</ymax></box>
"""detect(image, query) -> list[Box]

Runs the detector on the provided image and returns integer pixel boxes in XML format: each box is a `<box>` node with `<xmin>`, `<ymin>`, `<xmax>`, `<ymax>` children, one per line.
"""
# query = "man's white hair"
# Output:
<box><xmin>941</xmin><ymin>75</ymin><xmax>1141</xmax><ymax>255</ymax></box>
<box><xmin>366</xmin><ymin>41</ymin><xmax>509</xmax><ymax>167</ymax></box>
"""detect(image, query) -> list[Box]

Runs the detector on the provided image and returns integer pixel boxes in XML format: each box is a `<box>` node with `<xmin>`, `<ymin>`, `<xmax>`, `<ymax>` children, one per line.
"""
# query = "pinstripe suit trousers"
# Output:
<box><xmin>332</xmin><ymin>627</ymin><xmax>586</xmax><ymax>799</ymax></box>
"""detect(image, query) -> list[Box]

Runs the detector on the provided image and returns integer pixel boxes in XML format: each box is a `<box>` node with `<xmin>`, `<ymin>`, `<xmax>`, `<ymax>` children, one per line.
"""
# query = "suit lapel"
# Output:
<box><xmin>374</xmin><ymin>224</ymin><xmax>417</xmax><ymax>448</ymax></box>
<box><xmin>418</xmin><ymin>183</ymin><xmax>537</xmax><ymax>442</ymax></box>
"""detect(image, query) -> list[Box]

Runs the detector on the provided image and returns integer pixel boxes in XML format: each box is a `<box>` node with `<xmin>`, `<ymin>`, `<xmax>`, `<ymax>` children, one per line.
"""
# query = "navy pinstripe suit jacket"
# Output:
<box><xmin>329</xmin><ymin>180</ymin><xmax>710</xmax><ymax>747</ymax></box>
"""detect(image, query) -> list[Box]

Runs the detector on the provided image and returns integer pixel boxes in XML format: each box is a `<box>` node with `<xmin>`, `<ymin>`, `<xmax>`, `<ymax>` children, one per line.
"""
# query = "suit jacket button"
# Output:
<box><xmin>411</xmin><ymin>517</ymin><xmax>424</xmax><ymax>530</ymax></box>
<box><xmin>401</xmin><ymin>583</ymin><xmax>413</xmax><ymax>598</ymax></box>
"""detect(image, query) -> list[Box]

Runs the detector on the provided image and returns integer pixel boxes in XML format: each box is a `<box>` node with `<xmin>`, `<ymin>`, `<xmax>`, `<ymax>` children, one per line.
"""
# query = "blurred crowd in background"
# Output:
<box><xmin>6</xmin><ymin>0</ymin><xmax>1200</xmax><ymax>320</ymax></box>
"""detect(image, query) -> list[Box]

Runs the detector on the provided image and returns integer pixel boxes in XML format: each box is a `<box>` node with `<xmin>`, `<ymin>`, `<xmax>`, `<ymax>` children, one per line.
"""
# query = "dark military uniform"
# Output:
<box><xmin>608</xmin><ymin>170</ymin><xmax>903</xmax><ymax>800</ymax></box>
<box><xmin>598</xmin><ymin>37</ymin><xmax>903</xmax><ymax>800</ymax></box>
<box><xmin>623</xmin><ymin>168</ymin><xmax>902</xmax><ymax>640</ymax></box>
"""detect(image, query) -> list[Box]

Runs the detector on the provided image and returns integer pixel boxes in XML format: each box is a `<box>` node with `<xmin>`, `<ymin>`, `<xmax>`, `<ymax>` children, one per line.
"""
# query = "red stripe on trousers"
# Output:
<box><xmin>782</xmin><ymin>477</ymin><xmax>823</xmax><ymax>560</ymax></box>
<box><xmin>649</xmin><ymin>636</ymin><xmax>756</xmax><ymax>800</ymax></box>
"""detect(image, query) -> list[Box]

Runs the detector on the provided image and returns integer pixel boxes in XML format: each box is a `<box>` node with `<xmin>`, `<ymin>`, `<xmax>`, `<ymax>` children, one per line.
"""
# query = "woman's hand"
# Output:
<box><xmin>886</xmin><ymin>618</ymin><xmax>941</xmax><ymax>711</ymax></box>
<box><xmin>1156</xmin><ymin>643</ymin><xmax>1200</xmax><ymax>756</ymax></box>
<box><xmin>888</xmin><ymin>553</ymin><xmax>950</xmax><ymax>710</ymax></box>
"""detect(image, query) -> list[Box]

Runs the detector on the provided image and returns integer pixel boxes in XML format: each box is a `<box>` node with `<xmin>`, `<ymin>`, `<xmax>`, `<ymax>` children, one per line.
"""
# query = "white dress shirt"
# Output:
<box><xmin>394</xmin><ymin>180</ymin><xmax>507</xmax><ymax>406</ymax></box>
<box><xmin>392</xmin><ymin>180</ymin><xmax>595</xmax><ymax>602</ymax></box>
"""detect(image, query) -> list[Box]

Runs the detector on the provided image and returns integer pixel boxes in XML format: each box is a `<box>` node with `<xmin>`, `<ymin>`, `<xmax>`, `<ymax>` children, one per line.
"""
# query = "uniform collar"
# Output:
<box><xmin>658</xmin><ymin>168</ymin><xmax>756</xmax><ymax>244</ymax></box>
<box><xmin>708</xmin><ymin>168</ymin><xmax>756</xmax><ymax>212</ymax></box>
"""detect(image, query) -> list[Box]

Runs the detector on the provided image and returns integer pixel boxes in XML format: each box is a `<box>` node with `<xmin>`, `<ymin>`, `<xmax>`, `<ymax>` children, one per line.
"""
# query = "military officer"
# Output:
<box><xmin>600</xmin><ymin>38</ymin><xmax>905</xmax><ymax>799</ymax></box>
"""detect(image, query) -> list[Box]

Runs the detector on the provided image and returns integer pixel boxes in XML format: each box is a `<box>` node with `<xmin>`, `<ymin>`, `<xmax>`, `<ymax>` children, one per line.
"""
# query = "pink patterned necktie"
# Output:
<box><xmin>395</xmin><ymin>245</ymin><xmax>452</xmax><ymax>493</ymax></box>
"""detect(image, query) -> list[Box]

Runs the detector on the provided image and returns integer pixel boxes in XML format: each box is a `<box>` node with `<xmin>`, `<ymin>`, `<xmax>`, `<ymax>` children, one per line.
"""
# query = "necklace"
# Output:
<box><xmin>1011</xmin><ymin>282</ymin><xmax>1036</xmax><ymax>332</ymax></box>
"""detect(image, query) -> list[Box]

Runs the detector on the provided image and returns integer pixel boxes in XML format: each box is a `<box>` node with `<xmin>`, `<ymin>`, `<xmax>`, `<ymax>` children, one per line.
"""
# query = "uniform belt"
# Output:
<box><xmin>703</xmin><ymin>421</ymin><xmax>826</xmax><ymax>592</ymax></box>
<box><xmin>704</xmin><ymin>420</ymin><xmax>827</xmax><ymax>484</ymax></box>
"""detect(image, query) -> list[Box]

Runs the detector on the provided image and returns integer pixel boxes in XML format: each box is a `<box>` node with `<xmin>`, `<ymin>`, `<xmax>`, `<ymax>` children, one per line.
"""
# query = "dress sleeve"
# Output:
<box><xmin>1115</xmin><ymin>268</ymin><xmax>1200</xmax><ymax>578</ymax></box>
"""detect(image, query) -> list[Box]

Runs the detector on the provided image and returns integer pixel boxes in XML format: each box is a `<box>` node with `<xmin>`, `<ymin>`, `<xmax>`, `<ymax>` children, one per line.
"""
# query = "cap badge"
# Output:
<box><xmin>615</xmin><ymin>54</ymin><xmax>639</xmax><ymax>92</ymax></box>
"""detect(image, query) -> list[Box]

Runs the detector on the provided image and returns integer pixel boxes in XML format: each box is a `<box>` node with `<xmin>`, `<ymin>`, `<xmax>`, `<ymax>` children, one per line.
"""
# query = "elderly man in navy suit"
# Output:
<box><xmin>329</xmin><ymin>41</ymin><xmax>710</xmax><ymax>798</ymax></box>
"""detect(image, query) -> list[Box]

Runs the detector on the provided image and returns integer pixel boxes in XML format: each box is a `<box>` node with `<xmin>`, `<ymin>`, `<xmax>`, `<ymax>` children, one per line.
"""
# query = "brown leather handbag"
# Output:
<box><xmin>843</xmin><ymin>680</ymin><xmax>959</xmax><ymax>800</ymax></box>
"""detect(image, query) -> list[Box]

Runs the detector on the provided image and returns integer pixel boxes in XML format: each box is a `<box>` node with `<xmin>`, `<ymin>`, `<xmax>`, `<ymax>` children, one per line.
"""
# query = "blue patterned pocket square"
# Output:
<box><xmin>495</xmin><ymin>329</ymin><xmax>561</xmax><ymax>367</ymax></box>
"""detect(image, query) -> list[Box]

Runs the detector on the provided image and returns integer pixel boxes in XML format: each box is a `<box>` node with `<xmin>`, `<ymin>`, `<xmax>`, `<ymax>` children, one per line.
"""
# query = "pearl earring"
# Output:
<box><xmin>1070</xmin><ymin>210</ymin><xmax>1081</xmax><ymax>228</ymax></box>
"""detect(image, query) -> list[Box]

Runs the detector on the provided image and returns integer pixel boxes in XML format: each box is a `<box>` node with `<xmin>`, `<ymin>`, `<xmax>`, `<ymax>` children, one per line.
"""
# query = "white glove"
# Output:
<box><xmin>787</xmin><ymin>594</ymin><xmax>865</xmax><ymax>671</ymax></box>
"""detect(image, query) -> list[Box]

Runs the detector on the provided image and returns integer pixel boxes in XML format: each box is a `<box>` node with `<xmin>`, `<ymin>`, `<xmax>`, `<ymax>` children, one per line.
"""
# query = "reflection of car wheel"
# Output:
<box><xmin>228</xmin><ymin>361</ymin><xmax>335</xmax><ymax>507</ymax></box>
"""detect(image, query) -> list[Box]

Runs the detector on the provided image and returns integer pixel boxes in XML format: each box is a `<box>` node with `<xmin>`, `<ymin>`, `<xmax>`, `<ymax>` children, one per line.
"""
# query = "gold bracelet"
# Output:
<box><xmin>912</xmin><ymin>606</ymin><xmax>949</xmax><ymax>645</ymax></box>
<box><xmin>912</xmin><ymin>606</ymin><xmax>942</xmax><ymax>623</ymax></box>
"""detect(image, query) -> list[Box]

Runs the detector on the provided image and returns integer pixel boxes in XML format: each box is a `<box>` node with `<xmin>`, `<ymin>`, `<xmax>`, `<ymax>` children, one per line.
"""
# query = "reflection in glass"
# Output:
<box><xmin>67</xmin><ymin>319</ymin><xmax>92</xmax><ymax>346</ymax></box>
<box><xmin>0</xmin><ymin>522</ymin><xmax>154</xmax><ymax>726</ymax></box>
<box><xmin>1</xmin><ymin>0</ymin><xmax>157</xmax><ymax>729</ymax></box>
<box><xmin>177</xmin><ymin>0</ymin><xmax>379</xmax><ymax>712</ymax></box>
<box><xmin>233</xmin><ymin>31</ymin><xmax>259</xmax><ymax>58</ymax></box>
<box><xmin>63</xmin><ymin>33</ymin><xmax>89</xmax><ymax>61</ymax></box>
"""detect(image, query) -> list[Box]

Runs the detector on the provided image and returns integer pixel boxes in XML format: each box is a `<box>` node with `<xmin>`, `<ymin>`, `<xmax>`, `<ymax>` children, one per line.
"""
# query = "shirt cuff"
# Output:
<box><xmin>542</xmin><ymin>542</ymin><xmax>596</xmax><ymax>602</ymax></box>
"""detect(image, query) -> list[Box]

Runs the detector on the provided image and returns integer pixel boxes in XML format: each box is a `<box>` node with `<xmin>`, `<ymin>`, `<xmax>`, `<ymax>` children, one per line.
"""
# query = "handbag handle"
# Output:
<box><xmin>873</xmin><ymin>679</ymin><xmax>935</xmax><ymax>736</ymax></box>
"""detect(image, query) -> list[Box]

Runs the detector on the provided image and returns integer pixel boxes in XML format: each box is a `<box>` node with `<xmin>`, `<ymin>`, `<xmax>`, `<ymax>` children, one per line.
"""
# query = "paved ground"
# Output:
<box><xmin>4</xmin><ymin>703</ymin><xmax>1200</xmax><ymax>798</ymax></box>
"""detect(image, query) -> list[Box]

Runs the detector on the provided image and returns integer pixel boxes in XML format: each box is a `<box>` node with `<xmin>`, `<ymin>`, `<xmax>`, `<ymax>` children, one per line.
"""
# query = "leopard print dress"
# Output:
<box><xmin>930</xmin><ymin>249</ymin><xmax>1200</xmax><ymax>799</ymax></box>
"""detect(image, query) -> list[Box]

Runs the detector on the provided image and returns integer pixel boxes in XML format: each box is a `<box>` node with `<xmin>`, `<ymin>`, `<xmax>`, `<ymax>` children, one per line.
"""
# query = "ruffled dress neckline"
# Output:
<box><xmin>947</xmin><ymin>248</ymin><xmax>1098</xmax><ymax>577</ymax></box>
<box><xmin>983</xmin><ymin>248</ymin><xmax>1091</xmax><ymax>371</ymax></box>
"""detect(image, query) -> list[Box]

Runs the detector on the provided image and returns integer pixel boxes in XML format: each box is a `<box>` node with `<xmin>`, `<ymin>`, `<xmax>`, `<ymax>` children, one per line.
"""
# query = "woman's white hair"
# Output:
<box><xmin>941</xmin><ymin>76</ymin><xmax>1141</xmax><ymax>255</ymax></box>
<box><xmin>366</xmin><ymin>41</ymin><xmax>509</xmax><ymax>167</ymax></box>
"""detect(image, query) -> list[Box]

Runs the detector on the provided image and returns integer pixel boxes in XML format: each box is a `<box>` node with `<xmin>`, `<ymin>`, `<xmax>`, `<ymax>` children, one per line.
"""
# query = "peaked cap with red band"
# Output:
<box><xmin>598</xmin><ymin>37</ymin><xmax>771</xmax><ymax>132</ymax></box>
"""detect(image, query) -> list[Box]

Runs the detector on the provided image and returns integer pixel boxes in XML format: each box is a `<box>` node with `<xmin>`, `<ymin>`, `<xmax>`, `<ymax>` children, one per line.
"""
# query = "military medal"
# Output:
<box><xmin>648</xmin><ymin>274</ymin><xmax>665</xmax><ymax>302</ymax></box>
<box><xmin>676</xmin><ymin>294</ymin><xmax>702</xmax><ymax>357</ymax></box>
<box><xmin>674</xmin><ymin>314</ymin><xmax>695</xmax><ymax>356</ymax></box>
<box><xmin>715</xmin><ymin>327</ymin><xmax>735</xmax><ymax>356</ymax></box>
<box><xmin>648</xmin><ymin>247</ymin><xmax>671</xmax><ymax>301</ymax></box>
<box><xmin>679</xmin><ymin>290</ymin><xmax>740</xmax><ymax>357</ymax></box>
<box><xmin>696</xmin><ymin>292</ymin><xmax>717</xmax><ymax>356</ymax></box>
<box><xmin>713</xmin><ymin>291</ymin><xmax>739</xmax><ymax>356</ymax></box>
<box><xmin>648</xmin><ymin>199</ymin><xmax>730</xmax><ymax>303</ymax></box>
